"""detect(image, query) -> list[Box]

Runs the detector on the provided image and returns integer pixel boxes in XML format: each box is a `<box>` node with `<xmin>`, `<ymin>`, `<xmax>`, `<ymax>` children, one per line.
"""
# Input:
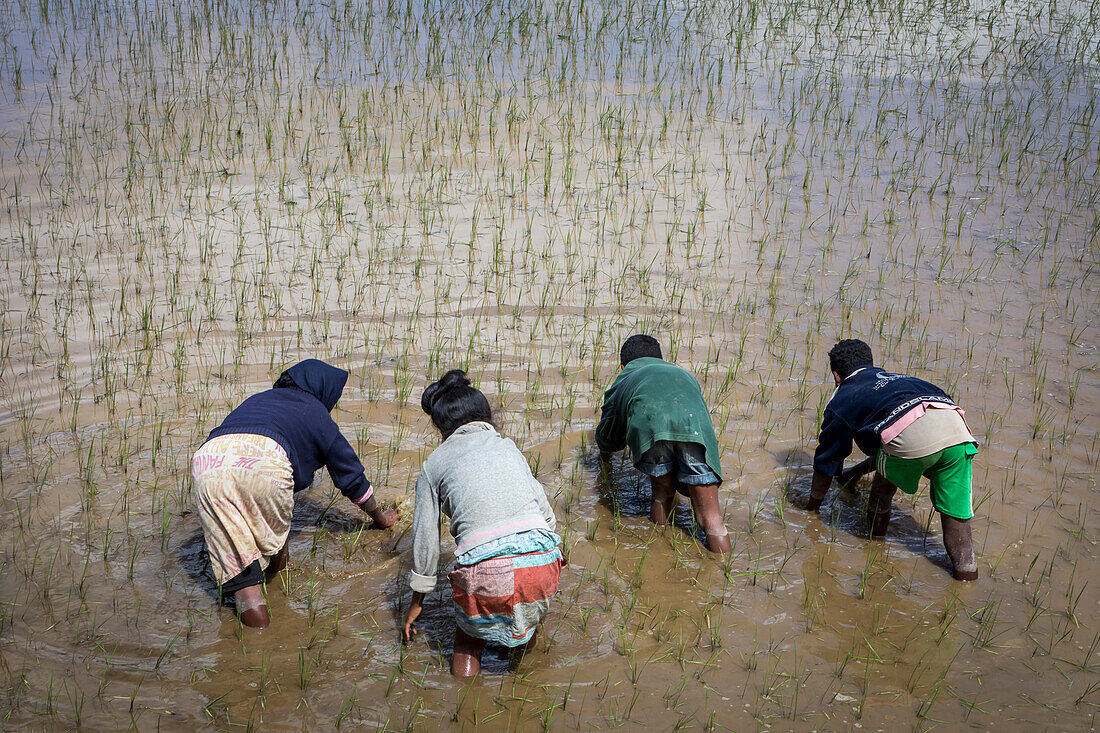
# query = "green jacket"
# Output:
<box><xmin>595</xmin><ymin>357</ymin><xmax>722</xmax><ymax>483</ymax></box>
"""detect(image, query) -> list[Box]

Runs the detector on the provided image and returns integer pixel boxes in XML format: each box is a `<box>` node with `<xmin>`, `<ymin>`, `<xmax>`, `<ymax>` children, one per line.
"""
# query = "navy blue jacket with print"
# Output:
<box><xmin>206</xmin><ymin>359</ymin><xmax>372</xmax><ymax>503</ymax></box>
<box><xmin>813</xmin><ymin>366</ymin><xmax>956</xmax><ymax>477</ymax></box>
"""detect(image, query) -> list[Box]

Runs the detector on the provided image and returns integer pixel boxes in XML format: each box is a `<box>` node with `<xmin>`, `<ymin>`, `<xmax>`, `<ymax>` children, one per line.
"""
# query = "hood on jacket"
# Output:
<box><xmin>283</xmin><ymin>359</ymin><xmax>348</xmax><ymax>412</ymax></box>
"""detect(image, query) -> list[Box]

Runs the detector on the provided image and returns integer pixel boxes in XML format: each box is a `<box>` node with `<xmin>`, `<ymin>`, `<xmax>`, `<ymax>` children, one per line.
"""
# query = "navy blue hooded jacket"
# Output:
<box><xmin>813</xmin><ymin>366</ymin><xmax>957</xmax><ymax>477</ymax></box>
<box><xmin>206</xmin><ymin>359</ymin><xmax>372</xmax><ymax>504</ymax></box>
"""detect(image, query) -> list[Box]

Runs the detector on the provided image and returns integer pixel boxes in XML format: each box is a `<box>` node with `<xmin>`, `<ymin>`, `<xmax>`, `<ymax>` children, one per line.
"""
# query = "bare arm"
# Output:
<box><xmin>807</xmin><ymin>458</ymin><xmax>875</xmax><ymax>512</ymax></box>
<box><xmin>838</xmin><ymin>457</ymin><xmax>875</xmax><ymax>490</ymax></box>
<box><xmin>403</xmin><ymin>590</ymin><xmax>425</xmax><ymax>641</ymax></box>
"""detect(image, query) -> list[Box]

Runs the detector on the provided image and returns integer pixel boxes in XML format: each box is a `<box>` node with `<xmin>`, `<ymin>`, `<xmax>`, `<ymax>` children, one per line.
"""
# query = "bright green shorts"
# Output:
<box><xmin>875</xmin><ymin>442</ymin><xmax>978</xmax><ymax>520</ymax></box>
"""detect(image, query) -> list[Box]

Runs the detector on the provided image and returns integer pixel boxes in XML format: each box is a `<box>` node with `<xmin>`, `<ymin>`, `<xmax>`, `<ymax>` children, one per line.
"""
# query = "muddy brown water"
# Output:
<box><xmin>1</xmin><ymin>0</ymin><xmax>1098</xmax><ymax>730</ymax></box>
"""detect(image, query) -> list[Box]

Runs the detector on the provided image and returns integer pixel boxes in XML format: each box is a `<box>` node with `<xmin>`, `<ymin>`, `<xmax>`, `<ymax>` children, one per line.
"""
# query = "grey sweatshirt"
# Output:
<box><xmin>409</xmin><ymin>422</ymin><xmax>557</xmax><ymax>593</ymax></box>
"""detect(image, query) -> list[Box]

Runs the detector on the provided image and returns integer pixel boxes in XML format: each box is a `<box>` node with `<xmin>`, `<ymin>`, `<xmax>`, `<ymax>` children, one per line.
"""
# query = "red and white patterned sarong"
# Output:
<box><xmin>449</xmin><ymin>546</ymin><xmax>565</xmax><ymax>647</ymax></box>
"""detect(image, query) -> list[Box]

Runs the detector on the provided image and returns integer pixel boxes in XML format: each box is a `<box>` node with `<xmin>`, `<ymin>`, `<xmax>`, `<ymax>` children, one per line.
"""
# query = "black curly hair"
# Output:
<box><xmin>828</xmin><ymin>339</ymin><xmax>874</xmax><ymax>380</ymax></box>
<box><xmin>620</xmin><ymin>334</ymin><xmax>662</xmax><ymax>366</ymax></box>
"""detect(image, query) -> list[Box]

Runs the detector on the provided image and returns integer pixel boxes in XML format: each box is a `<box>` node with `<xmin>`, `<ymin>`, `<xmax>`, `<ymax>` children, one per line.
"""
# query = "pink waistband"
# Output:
<box><xmin>880</xmin><ymin>402</ymin><xmax>963</xmax><ymax>444</ymax></box>
<box><xmin>456</xmin><ymin>518</ymin><xmax>549</xmax><ymax>555</ymax></box>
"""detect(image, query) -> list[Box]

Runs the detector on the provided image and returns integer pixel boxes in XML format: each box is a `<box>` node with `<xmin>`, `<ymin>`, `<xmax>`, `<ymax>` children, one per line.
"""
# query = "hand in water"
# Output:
<box><xmin>403</xmin><ymin>602</ymin><xmax>422</xmax><ymax>642</ymax></box>
<box><xmin>373</xmin><ymin>509</ymin><xmax>399</xmax><ymax>529</ymax></box>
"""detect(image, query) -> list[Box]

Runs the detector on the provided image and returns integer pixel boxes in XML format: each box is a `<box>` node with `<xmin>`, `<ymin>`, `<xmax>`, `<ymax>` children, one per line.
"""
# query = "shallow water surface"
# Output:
<box><xmin>0</xmin><ymin>0</ymin><xmax>1098</xmax><ymax>729</ymax></box>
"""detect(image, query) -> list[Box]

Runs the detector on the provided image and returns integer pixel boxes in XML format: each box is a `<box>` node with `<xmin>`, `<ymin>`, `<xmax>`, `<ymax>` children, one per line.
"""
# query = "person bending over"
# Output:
<box><xmin>595</xmin><ymin>335</ymin><xmax>731</xmax><ymax>553</ymax></box>
<box><xmin>192</xmin><ymin>359</ymin><xmax>397</xmax><ymax>628</ymax></box>
<box><xmin>402</xmin><ymin>370</ymin><xmax>565</xmax><ymax>677</ymax></box>
<box><xmin>807</xmin><ymin>339</ymin><xmax>979</xmax><ymax>581</ymax></box>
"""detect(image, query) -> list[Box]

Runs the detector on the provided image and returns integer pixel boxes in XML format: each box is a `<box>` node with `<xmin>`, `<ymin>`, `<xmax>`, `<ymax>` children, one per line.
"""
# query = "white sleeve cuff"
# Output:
<box><xmin>409</xmin><ymin>571</ymin><xmax>437</xmax><ymax>594</ymax></box>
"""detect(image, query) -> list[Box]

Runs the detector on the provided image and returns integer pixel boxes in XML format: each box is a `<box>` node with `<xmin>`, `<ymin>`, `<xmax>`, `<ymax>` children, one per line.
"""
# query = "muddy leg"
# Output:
<box><xmin>234</xmin><ymin>585</ymin><xmax>270</xmax><ymax>629</ymax></box>
<box><xmin>649</xmin><ymin>474</ymin><xmax>677</xmax><ymax>525</ymax></box>
<box><xmin>687</xmin><ymin>484</ymin><xmax>731</xmax><ymax>553</ymax></box>
<box><xmin>940</xmin><ymin>514</ymin><xmax>978</xmax><ymax>581</ymax></box>
<box><xmin>452</xmin><ymin>628</ymin><xmax>486</xmax><ymax>677</ymax></box>
<box><xmin>265</xmin><ymin>540</ymin><xmax>289</xmax><ymax>580</ymax></box>
<box><xmin>867</xmin><ymin>472</ymin><xmax>898</xmax><ymax>539</ymax></box>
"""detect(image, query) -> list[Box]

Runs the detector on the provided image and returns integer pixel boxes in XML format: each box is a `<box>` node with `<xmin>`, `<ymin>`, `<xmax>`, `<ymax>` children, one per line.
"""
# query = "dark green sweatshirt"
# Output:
<box><xmin>595</xmin><ymin>357</ymin><xmax>722</xmax><ymax>483</ymax></box>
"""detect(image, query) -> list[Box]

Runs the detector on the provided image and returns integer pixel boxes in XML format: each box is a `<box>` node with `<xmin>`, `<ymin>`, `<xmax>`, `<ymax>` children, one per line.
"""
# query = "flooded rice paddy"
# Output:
<box><xmin>1</xmin><ymin>0</ymin><xmax>1098</xmax><ymax>729</ymax></box>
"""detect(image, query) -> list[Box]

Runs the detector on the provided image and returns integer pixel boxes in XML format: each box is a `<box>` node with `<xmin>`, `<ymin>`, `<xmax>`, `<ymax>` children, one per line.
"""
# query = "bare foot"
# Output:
<box><xmin>234</xmin><ymin>585</ymin><xmax>270</xmax><ymax>628</ymax></box>
<box><xmin>705</xmin><ymin>530</ymin><xmax>732</xmax><ymax>553</ymax></box>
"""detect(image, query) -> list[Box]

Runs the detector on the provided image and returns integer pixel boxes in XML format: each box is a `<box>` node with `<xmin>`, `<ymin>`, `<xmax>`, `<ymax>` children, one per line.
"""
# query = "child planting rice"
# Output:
<box><xmin>402</xmin><ymin>370</ymin><xmax>564</xmax><ymax>677</ymax></box>
<box><xmin>595</xmin><ymin>335</ymin><xmax>731</xmax><ymax>553</ymax></box>
<box><xmin>192</xmin><ymin>359</ymin><xmax>397</xmax><ymax>628</ymax></box>
<box><xmin>807</xmin><ymin>339</ymin><xmax>980</xmax><ymax>581</ymax></box>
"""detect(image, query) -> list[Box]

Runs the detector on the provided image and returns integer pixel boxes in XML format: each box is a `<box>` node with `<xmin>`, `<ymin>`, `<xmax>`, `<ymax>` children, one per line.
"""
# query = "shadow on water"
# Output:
<box><xmin>581</xmin><ymin>449</ymin><xmax>705</xmax><ymax>545</ymax></box>
<box><xmin>178</xmin><ymin>495</ymin><xmax>376</xmax><ymax>604</ymax></box>
<box><xmin>776</xmin><ymin>449</ymin><xmax>952</xmax><ymax>576</ymax></box>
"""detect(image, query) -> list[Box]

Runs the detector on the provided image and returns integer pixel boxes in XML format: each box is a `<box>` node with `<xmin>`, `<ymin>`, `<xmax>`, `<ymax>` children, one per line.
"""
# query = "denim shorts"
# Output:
<box><xmin>634</xmin><ymin>440</ymin><xmax>720</xmax><ymax>495</ymax></box>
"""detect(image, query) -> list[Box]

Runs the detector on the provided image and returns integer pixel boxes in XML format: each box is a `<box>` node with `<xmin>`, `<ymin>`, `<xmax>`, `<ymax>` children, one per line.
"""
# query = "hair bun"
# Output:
<box><xmin>438</xmin><ymin>369</ymin><xmax>470</xmax><ymax>391</ymax></box>
<box><xmin>421</xmin><ymin>369</ymin><xmax>471</xmax><ymax>414</ymax></box>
